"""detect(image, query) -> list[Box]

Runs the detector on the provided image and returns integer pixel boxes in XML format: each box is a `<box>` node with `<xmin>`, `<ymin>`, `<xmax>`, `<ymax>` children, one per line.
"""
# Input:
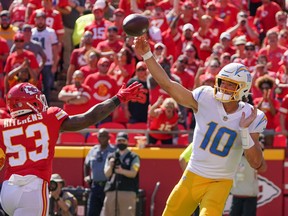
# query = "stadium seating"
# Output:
<box><xmin>59</xmin><ymin>132</ymin><xmax>85</xmax><ymax>146</ymax></box>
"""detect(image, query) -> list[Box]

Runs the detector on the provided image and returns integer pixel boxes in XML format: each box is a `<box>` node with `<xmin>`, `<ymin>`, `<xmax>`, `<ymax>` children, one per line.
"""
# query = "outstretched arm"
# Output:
<box><xmin>61</xmin><ymin>82</ymin><xmax>145</xmax><ymax>131</ymax></box>
<box><xmin>134</xmin><ymin>36</ymin><xmax>198</xmax><ymax>112</ymax></box>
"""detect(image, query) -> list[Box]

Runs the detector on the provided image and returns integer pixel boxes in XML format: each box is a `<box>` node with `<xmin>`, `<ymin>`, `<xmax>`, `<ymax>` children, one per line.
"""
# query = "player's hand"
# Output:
<box><xmin>133</xmin><ymin>36</ymin><xmax>151</xmax><ymax>56</ymax></box>
<box><xmin>116</xmin><ymin>82</ymin><xmax>145</xmax><ymax>103</ymax></box>
<box><xmin>239</xmin><ymin>106</ymin><xmax>257</xmax><ymax>128</ymax></box>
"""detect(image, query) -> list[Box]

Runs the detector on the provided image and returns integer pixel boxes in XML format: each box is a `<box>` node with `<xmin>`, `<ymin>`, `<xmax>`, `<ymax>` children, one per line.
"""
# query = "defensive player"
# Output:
<box><xmin>0</xmin><ymin>81</ymin><xmax>144</xmax><ymax>216</ymax></box>
<box><xmin>134</xmin><ymin>36</ymin><xmax>267</xmax><ymax>216</ymax></box>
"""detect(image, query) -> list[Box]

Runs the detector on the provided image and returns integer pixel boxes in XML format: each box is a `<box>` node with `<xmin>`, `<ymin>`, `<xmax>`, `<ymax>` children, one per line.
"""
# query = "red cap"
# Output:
<box><xmin>14</xmin><ymin>32</ymin><xmax>24</xmax><ymax>41</ymax></box>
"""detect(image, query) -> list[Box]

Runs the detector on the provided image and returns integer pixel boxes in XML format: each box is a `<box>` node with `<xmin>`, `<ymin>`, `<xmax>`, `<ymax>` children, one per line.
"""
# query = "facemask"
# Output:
<box><xmin>117</xmin><ymin>143</ymin><xmax>127</xmax><ymax>151</ymax></box>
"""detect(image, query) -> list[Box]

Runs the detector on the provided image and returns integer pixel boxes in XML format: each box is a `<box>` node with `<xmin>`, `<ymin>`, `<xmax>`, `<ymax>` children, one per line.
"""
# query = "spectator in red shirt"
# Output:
<box><xmin>215</xmin><ymin>0</ymin><xmax>239</xmax><ymax>28</ymax></box>
<box><xmin>84</xmin><ymin>1</ymin><xmax>112</xmax><ymax>48</ymax></box>
<box><xmin>231</xmin><ymin>36</ymin><xmax>247</xmax><ymax>61</ymax></box>
<box><xmin>79</xmin><ymin>50</ymin><xmax>101</xmax><ymax>80</ymax></box>
<box><xmin>6</xmin><ymin>58</ymin><xmax>38</xmax><ymax>92</ymax></box>
<box><xmin>9</xmin><ymin>0</ymin><xmax>28</xmax><ymax>28</ymax></box>
<box><xmin>275</xmin><ymin>50</ymin><xmax>288</xmax><ymax>101</ymax></box>
<box><xmin>278</xmin><ymin>29</ymin><xmax>288</xmax><ymax>49</ymax></box>
<box><xmin>219</xmin><ymin>32</ymin><xmax>236</xmax><ymax>56</ymax></box>
<box><xmin>4</xmin><ymin>32</ymin><xmax>39</xmax><ymax>87</ymax></box>
<box><xmin>0</xmin><ymin>36</ymin><xmax>9</xmax><ymax>75</ymax></box>
<box><xmin>96</xmin><ymin>25</ymin><xmax>123</xmax><ymax>54</ymax></box>
<box><xmin>205</xmin><ymin>1</ymin><xmax>226</xmax><ymax>38</ymax></box>
<box><xmin>183</xmin><ymin>43</ymin><xmax>203</xmax><ymax>77</ymax></box>
<box><xmin>175</xmin><ymin>23</ymin><xmax>195</xmax><ymax>57</ymax></box>
<box><xmin>192</xmin><ymin>14</ymin><xmax>218</xmax><ymax>62</ymax></box>
<box><xmin>226</xmin><ymin>10</ymin><xmax>259</xmax><ymax>45</ymax></box>
<box><xmin>258</xmin><ymin>29</ymin><xmax>286</xmax><ymax>72</ymax></box>
<box><xmin>242</xmin><ymin>42</ymin><xmax>258</xmax><ymax>73</ymax></box>
<box><xmin>58</xmin><ymin>70</ymin><xmax>93</xmax><ymax>115</ymax></box>
<box><xmin>279</xmin><ymin>94</ymin><xmax>288</xmax><ymax>144</ymax></box>
<box><xmin>108</xmin><ymin>47</ymin><xmax>135</xmax><ymax>87</ymax></box>
<box><xmin>254</xmin><ymin>0</ymin><xmax>281</xmax><ymax>34</ymax></box>
<box><xmin>253</xmin><ymin>75</ymin><xmax>280</xmax><ymax>147</ymax></box>
<box><xmin>177</xmin><ymin>1</ymin><xmax>200</xmax><ymax>34</ymax></box>
<box><xmin>111</xmin><ymin>8</ymin><xmax>126</xmax><ymax>40</ymax></box>
<box><xmin>66</xmin><ymin>31</ymin><xmax>94</xmax><ymax>84</ymax></box>
<box><xmin>148</xmin><ymin>96</ymin><xmax>179</xmax><ymax>145</ymax></box>
<box><xmin>268</xmin><ymin>11</ymin><xmax>288</xmax><ymax>33</ymax></box>
<box><xmin>84</xmin><ymin>57</ymin><xmax>118</xmax><ymax>105</ymax></box>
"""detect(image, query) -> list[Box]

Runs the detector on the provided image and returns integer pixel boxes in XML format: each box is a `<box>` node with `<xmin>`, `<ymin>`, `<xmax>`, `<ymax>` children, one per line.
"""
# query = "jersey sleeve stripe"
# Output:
<box><xmin>255</xmin><ymin>114</ymin><xmax>267</xmax><ymax>129</ymax></box>
<box><xmin>55</xmin><ymin>110</ymin><xmax>67</xmax><ymax>120</ymax></box>
<box><xmin>279</xmin><ymin>107</ymin><xmax>288</xmax><ymax>114</ymax></box>
<box><xmin>41</xmin><ymin>181</ymin><xmax>48</xmax><ymax>216</ymax></box>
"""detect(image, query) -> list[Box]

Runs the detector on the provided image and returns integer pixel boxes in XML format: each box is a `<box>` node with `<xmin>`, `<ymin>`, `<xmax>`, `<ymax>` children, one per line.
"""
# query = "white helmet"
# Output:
<box><xmin>214</xmin><ymin>63</ymin><xmax>252</xmax><ymax>102</ymax></box>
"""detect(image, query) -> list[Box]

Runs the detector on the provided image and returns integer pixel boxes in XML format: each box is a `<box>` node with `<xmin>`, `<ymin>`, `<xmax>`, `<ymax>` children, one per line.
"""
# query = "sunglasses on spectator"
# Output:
<box><xmin>239</xmin><ymin>14</ymin><xmax>248</xmax><ymax>18</ymax></box>
<box><xmin>223</xmin><ymin>56</ymin><xmax>231</xmax><ymax>60</ymax></box>
<box><xmin>184</xmin><ymin>6</ymin><xmax>193</xmax><ymax>10</ymax></box>
<box><xmin>186</xmin><ymin>49</ymin><xmax>195</xmax><ymax>53</ymax></box>
<box><xmin>210</xmin><ymin>64</ymin><xmax>219</xmax><ymax>68</ymax></box>
<box><xmin>145</xmin><ymin>3</ymin><xmax>155</xmax><ymax>6</ymax></box>
<box><xmin>155</xmin><ymin>46</ymin><xmax>164</xmax><ymax>50</ymax></box>
<box><xmin>245</xmin><ymin>47</ymin><xmax>255</xmax><ymax>51</ymax></box>
<box><xmin>137</xmin><ymin>67</ymin><xmax>147</xmax><ymax>71</ymax></box>
<box><xmin>281</xmin><ymin>34</ymin><xmax>288</xmax><ymax>39</ymax></box>
<box><xmin>100</xmin><ymin>64</ymin><xmax>110</xmax><ymax>67</ymax></box>
<box><xmin>179</xmin><ymin>60</ymin><xmax>188</xmax><ymax>64</ymax></box>
<box><xmin>278</xmin><ymin>18</ymin><xmax>286</xmax><ymax>21</ymax></box>
<box><xmin>15</xmin><ymin>40</ymin><xmax>24</xmax><ymax>42</ymax></box>
<box><xmin>208</xmin><ymin>7</ymin><xmax>216</xmax><ymax>11</ymax></box>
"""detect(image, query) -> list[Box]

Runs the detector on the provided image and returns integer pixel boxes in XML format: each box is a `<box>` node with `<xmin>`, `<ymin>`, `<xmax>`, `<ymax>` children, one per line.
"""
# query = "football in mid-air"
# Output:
<box><xmin>122</xmin><ymin>14</ymin><xmax>149</xmax><ymax>36</ymax></box>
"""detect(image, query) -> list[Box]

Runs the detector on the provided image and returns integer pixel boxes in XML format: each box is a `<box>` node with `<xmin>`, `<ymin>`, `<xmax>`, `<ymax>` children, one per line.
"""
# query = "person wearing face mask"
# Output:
<box><xmin>58</xmin><ymin>70</ymin><xmax>92</xmax><ymax>115</ymax></box>
<box><xmin>101</xmin><ymin>132</ymin><xmax>140</xmax><ymax>216</ymax></box>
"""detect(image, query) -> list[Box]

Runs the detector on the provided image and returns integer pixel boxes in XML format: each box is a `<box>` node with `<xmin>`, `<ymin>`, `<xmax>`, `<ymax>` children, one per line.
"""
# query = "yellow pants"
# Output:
<box><xmin>162</xmin><ymin>170</ymin><xmax>233</xmax><ymax>216</ymax></box>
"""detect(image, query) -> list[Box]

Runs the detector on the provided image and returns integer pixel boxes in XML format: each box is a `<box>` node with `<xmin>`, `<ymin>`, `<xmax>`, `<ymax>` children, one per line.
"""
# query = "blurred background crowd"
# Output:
<box><xmin>0</xmin><ymin>0</ymin><xmax>288</xmax><ymax>148</ymax></box>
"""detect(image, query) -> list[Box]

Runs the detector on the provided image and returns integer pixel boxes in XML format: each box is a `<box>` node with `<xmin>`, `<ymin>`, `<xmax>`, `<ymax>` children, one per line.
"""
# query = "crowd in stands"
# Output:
<box><xmin>0</xmin><ymin>0</ymin><xmax>288</xmax><ymax>147</ymax></box>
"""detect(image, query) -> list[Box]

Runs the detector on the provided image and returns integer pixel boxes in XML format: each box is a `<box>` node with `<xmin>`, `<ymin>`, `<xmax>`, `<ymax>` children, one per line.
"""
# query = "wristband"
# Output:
<box><xmin>142</xmin><ymin>51</ymin><xmax>153</xmax><ymax>61</ymax></box>
<box><xmin>111</xmin><ymin>96</ymin><xmax>121</xmax><ymax>106</ymax></box>
<box><xmin>239</xmin><ymin>127</ymin><xmax>255</xmax><ymax>149</ymax></box>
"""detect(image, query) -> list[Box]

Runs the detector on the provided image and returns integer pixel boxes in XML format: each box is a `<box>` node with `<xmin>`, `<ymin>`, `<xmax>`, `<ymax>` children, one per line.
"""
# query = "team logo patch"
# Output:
<box><xmin>23</xmin><ymin>86</ymin><xmax>39</xmax><ymax>95</ymax></box>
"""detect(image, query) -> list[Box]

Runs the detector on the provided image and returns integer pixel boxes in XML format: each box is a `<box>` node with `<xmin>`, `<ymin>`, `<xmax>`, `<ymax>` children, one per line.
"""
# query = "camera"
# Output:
<box><xmin>49</xmin><ymin>180</ymin><xmax>58</xmax><ymax>192</ymax></box>
<box><xmin>113</xmin><ymin>152</ymin><xmax>121</xmax><ymax>172</ymax></box>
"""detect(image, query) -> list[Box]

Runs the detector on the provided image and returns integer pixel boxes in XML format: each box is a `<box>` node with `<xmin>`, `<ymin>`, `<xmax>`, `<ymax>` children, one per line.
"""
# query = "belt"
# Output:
<box><xmin>93</xmin><ymin>181</ymin><xmax>106</xmax><ymax>187</ymax></box>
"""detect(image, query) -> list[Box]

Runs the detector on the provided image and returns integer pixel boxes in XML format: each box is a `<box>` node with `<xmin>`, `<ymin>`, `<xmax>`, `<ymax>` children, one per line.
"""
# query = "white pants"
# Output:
<box><xmin>0</xmin><ymin>175</ymin><xmax>49</xmax><ymax>216</ymax></box>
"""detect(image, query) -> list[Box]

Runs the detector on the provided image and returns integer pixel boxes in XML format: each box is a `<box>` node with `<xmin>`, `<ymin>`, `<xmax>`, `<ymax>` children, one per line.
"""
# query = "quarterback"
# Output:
<box><xmin>134</xmin><ymin>36</ymin><xmax>267</xmax><ymax>216</ymax></box>
<box><xmin>0</xmin><ymin>82</ymin><xmax>144</xmax><ymax>216</ymax></box>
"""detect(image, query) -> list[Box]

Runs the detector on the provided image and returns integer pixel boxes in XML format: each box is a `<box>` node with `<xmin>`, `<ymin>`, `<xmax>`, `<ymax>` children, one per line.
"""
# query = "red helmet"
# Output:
<box><xmin>6</xmin><ymin>83</ymin><xmax>48</xmax><ymax>118</ymax></box>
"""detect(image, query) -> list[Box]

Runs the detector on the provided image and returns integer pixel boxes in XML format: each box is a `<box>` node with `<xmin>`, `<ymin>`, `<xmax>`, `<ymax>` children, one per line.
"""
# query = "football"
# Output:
<box><xmin>122</xmin><ymin>14</ymin><xmax>149</xmax><ymax>37</ymax></box>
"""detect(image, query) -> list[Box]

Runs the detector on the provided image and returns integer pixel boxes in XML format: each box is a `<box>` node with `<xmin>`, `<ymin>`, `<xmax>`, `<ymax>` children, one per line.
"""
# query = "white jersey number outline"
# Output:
<box><xmin>3</xmin><ymin>123</ymin><xmax>49</xmax><ymax>167</ymax></box>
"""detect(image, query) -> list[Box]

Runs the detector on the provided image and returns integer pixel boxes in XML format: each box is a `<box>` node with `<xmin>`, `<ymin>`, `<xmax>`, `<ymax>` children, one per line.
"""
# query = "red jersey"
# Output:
<box><xmin>258</xmin><ymin>46</ymin><xmax>286</xmax><ymax>72</ymax></box>
<box><xmin>149</xmin><ymin>107</ymin><xmax>178</xmax><ymax>140</ymax></box>
<box><xmin>62</xmin><ymin>84</ymin><xmax>93</xmax><ymax>115</ymax></box>
<box><xmin>70</xmin><ymin>47</ymin><xmax>88</xmax><ymax>70</ymax></box>
<box><xmin>79</xmin><ymin>65</ymin><xmax>98</xmax><ymax>79</ymax></box>
<box><xmin>253</xmin><ymin>97</ymin><xmax>280</xmax><ymax>129</ymax></box>
<box><xmin>0</xmin><ymin>37</ymin><xmax>9</xmax><ymax>73</ymax></box>
<box><xmin>150</xmin><ymin>17</ymin><xmax>170</xmax><ymax>33</ymax></box>
<box><xmin>109</xmin><ymin>62</ymin><xmax>136</xmax><ymax>87</ymax></box>
<box><xmin>84</xmin><ymin>73</ymin><xmax>119</xmax><ymax>104</ymax></box>
<box><xmin>216</xmin><ymin>3</ymin><xmax>239</xmax><ymax>28</ymax></box>
<box><xmin>210</xmin><ymin>17</ymin><xmax>227</xmax><ymax>38</ymax></box>
<box><xmin>29</xmin><ymin>8</ymin><xmax>65</xmax><ymax>35</ymax></box>
<box><xmin>172</xmin><ymin>70</ymin><xmax>194</xmax><ymax>90</ymax></box>
<box><xmin>96</xmin><ymin>40</ymin><xmax>123</xmax><ymax>53</ymax></box>
<box><xmin>275</xmin><ymin>66</ymin><xmax>288</xmax><ymax>100</ymax></box>
<box><xmin>255</xmin><ymin>1</ymin><xmax>281</xmax><ymax>33</ymax></box>
<box><xmin>28</xmin><ymin>0</ymin><xmax>41</xmax><ymax>9</ymax></box>
<box><xmin>4</xmin><ymin>50</ymin><xmax>39</xmax><ymax>74</ymax></box>
<box><xmin>0</xmin><ymin>107</ymin><xmax>68</xmax><ymax>182</ymax></box>
<box><xmin>279</xmin><ymin>95</ymin><xmax>288</xmax><ymax>129</ymax></box>
<box><xmin>118</xmin><ymin>0</ymin><xmax>146</xmax><ymax>16</ymax></box>
<box><xmin>10</xmin><ymin>3</ymin><xmax>27</xmax><ymax>27</ymax></box>
<box><xmin>192</xmin><ymin>31</ymin><xmax>218</xmax><ymax>61</ymax></box>
<box><xmin>84</xmin><ymin>19</ymin><xmax>113</xmax><ymax>47</ymax></box>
